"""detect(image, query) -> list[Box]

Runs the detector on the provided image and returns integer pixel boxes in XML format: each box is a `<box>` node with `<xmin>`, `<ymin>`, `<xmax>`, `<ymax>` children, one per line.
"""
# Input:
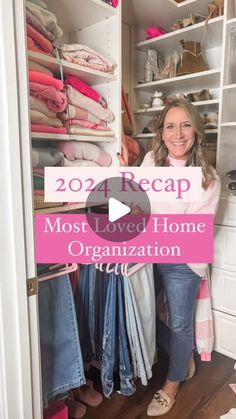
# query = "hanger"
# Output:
<box><xmin>124</xmin><ymin>263</ymin><xmax>146</xmax><ymax>277</ymax></box>
<box><xmin>38</xmin><ymin>263</ymin><xmax>78</xmax><ymax>282</ymax></box>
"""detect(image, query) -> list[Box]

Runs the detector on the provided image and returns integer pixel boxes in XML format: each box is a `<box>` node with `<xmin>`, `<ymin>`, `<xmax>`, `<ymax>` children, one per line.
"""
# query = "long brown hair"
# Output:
<box><xmin>152</xmin><ymin>99</ymin><xmax>216</xmax><ymax>189</ymax></box>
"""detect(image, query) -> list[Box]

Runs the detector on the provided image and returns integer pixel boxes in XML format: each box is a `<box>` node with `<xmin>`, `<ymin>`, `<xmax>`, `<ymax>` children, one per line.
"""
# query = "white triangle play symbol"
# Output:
<box><xmin>108</xmin><ymin>198</ymin><xmax>131</xmax><ymax>222</ymax></box>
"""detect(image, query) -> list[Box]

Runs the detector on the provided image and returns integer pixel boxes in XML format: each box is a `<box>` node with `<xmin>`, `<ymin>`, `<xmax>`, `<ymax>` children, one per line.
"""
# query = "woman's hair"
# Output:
<box><xmin>152</xmin><ymin>99</ymin><xmax>216</xmax><ymax>189</ymax></box>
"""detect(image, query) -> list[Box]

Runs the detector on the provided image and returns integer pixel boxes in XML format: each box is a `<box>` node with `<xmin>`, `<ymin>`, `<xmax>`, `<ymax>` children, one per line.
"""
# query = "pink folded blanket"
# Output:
<box><xmin>65</xmin><ymin>125</ymin><xmax>115</xmax><ymax>137</ymax></box>
<box><xmin>31</xmin><ymin>124</ymin><xmax>67</xmax><ymax>134</ymax></box>
<box><xmin>57</xmin><ymin>141</ymin><xmax>112</xmax><ymax>166</ymax></box>
<box><xmin>29</xmin><ymin>70</ymin><xmax>64</xmax><ymax>90</ymax></box>
<box><xmin>66</xmin><ymin>85</ymin><xmax>114</xmax><ymax>122</ymax></box>
<box><xmin>65</xmin><ymin>75</ymin><xmax>106</xmax><ymax>107</ymax></box>
<box><xmin>30</xmin><ymin>81</ymin><xmax>67</xmax><ymax>112</ymax></box>
<box><xmin>59</xmin><ymin>104</ymin><xmax>106</xmax><ymax>126</ymax></box>
<box><xmin>67</xmin><ymin>119</ymin><xmax>109</xmax><ymax>130</ymax></box>
<box><xmin>28</xmin><ymin>36</ymin><xmax>49</xmax><ymax>55</ymax></box>
<box><xmin>27</xmin><ymin>23</ymin><xmax>53</xmax><ymax>54</ymax></box>
<box><xmin>30</xmin><ymin>95</ymin><xmax>56</xmax><ymax>118</ymax></box>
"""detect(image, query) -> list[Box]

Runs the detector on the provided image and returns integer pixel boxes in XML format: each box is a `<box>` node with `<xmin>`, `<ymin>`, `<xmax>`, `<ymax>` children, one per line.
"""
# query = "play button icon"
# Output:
<box><xmin>108</xmin><ymin>198</ymin><xmax>131</xmax><ymax>222</ymax></box>
<box><xmin>86</xmin><ymin>176</ymin><xmax>151</xmax><ymax>242</ymax></box>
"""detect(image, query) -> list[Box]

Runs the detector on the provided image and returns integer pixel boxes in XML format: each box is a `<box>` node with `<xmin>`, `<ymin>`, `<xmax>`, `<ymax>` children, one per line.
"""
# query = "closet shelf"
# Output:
<box><xmin>31</xmin><ymin>133</ymin><xmax>116</xmax><ymax>143</ymax></box>
<box><xmin>226</xmin><ymin>17</ymin><xmax>236</xmax><ymax>29</ymax></box>
<box><xmin>135</xmin><ymin>99</ymin><xmax>220</xmax><ymax>115</ymax></box>
<box><xmin>46</xmin><ymin>0</ymin><xmax>117</xmax><ymax>32</ymax></box>
<box><xmin>34</xmin><ymin>202</ymin><xmax>86</xmax><ymax>214</ymax></box>
<box><xmin>28</xmin><ymin>51</ymin><xmax>116</xmax><ymax>85</ymax></box>
<box><xmin>135</xmin><ymin>69</ymin><xmax>221</xmax><ymax>94</ymax></box>
<box><xmin>221</xmin><ymin>122</ymin><xmax>236</xmax><ymax>127</ymax></box>
<box><xmin>135</xmin><ymin>16</ymin><xmax>223</xmax><ymax>52</ymax></box>
<box><xmin>223</xmin><ymin>83</ymin><xmax>236</xmax><ymax>91</ymax></box>
<box><xmin>123</xmin><ymin>0</ymin><xmax>214</xmax><ymax>29</ymax></box>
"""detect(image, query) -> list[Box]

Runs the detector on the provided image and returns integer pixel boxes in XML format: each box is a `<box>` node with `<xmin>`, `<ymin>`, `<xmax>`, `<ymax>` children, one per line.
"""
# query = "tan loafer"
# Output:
<box><xmin>147</xmin><ymin>389</ymin><xmax>175</xmax><ymax>416</ymax></box>
<box><xmin>185</xmin><ymin>354</ymin><xmax>196</xmax><ymax>380</ymax></box>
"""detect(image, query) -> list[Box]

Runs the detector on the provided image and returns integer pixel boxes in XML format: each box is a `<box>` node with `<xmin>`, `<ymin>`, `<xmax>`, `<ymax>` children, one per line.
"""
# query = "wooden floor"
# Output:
<box><xmin>83</xmin><ymin>351</ymin><xmax>236</xmax><ymax>419</ymax></box>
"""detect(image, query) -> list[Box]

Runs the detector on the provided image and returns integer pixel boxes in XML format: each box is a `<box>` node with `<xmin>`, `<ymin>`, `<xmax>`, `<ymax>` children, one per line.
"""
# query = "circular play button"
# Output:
<box><xmin>86</xmin><ymin>176</ymin><xmax>151</xmax><ymax>242</ymax></box>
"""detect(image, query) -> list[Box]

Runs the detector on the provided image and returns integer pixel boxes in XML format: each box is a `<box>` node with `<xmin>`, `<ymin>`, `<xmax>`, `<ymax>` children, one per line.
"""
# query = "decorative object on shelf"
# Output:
<box><xmin>151</xmin><ymin>91</ymin><xmax>164</xmax><ymax>108</ymax></box>
<box><xmin>178</xmin><ymin>40</ymin><xmax>208</xmax><ymax>75</ymax></box>
<box><xmin>144</xmin><ymin>49</ymin><xmax>162</xmax><ymax>82</ymax></box>
<box><xmin>101</xmin><ymin>0</ymin><xmax>119</xmax><ymax>7</ymax></box>
<box><xmin>145</xmin><ymin>26</ymin><xmax>167</xmax><ymax>40</ymax></box>
<box><xmin>139</xmin><ymin>103</ymin><xmax>151</xmax><ymax>110</ymax></box>
<box><xmin>171</xmin><ymin>13</ymin><xmax>206</xmax><ymax>31</ymax></box>
<box><xmin>205</xmin><ymin>0</ymin><xmax>224</xmax><ymax>24</ymax></box>
<box><xmin>186</xmin><ymin>89</ymin><xmax>212</xmax><ymax>102</ymax></box>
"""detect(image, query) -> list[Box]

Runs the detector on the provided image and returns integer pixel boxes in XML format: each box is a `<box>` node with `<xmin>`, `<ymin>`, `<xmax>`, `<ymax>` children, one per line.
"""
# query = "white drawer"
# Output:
<box><xmin>213</xmin><ymin>310</ymin><xmax>236</xmax><ymax>359</ymax></box>
<box><xmin>214</xmin><ymin>225</ymin><xmax>236</xmax><ymax>272</ymax></box>
<box><xmin>215</xmin><ymin>195</ymin><xmax>236</xmax><ymax>227</ymax></box>
<box><xmin>211</xmin><ymin>267</ymin><xmax>236</xmax><ymax>316</ymax></box>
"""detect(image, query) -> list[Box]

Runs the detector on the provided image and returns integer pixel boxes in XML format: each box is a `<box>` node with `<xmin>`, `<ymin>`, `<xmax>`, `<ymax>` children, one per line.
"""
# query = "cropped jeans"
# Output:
<box><xmin>154</xmin><ymin>264</ymin><xmax>201</xmax><ymax>382</ymax></box>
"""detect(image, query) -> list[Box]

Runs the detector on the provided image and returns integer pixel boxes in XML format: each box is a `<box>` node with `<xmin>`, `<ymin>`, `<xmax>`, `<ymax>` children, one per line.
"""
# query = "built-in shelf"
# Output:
<box><xmin>221</xmin><ymin>122</ymin><xmax>236</xmax><ymax>127</ymax></box>
<box><xmin>46</xmin><ymin>0</ymin><xmax>117</xmax><ymax>32</ymax></box>
<box><xmin>31</xmin><ymin>133</ymin><xmax>116</xmax><ymax>143</ymax></box>
<box><xmin>135</xmin><ymin>16</ymin><xmax>223</xmax><ymax>52</ymax></box>
<box><xmin>226</xmin><ymin>16</ymin><xmax>236</xmax><ymax>30</ymax></box>
<box><xmin>205</xmin><ymin>129</ymin><xmax>218</xmax><ymax>134</ymax></box>
<box><xmin>223</xmin><ymin>83</ymin><xmax>236</xmax><ymax>91</ymax></box>
<box><xmin>28</xmin><ymin>51</ymin><xmax>116</xmax><ymax>85</ymax></box>
<box><xmin>135</xmin><ymin>99</ymin><xmax>220</xmax><ymax>115</ymax></box>
<box><xmin>135</xmin><ymin>69</ymin><xmax>221</xmax><ymax>94</ymax></box>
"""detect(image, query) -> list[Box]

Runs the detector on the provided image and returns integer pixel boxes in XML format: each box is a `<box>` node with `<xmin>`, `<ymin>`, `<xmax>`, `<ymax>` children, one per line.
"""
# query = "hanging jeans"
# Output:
<box><xmin>39</xmin><ymin>274</ymin><xmax>85</xmax><ymax>407</ymax></box>
<box><xmin>75</xmin><ymin>264</ymin><xmax>96</xmax><ymax>362</ymax></box>
<box><xmin>154</xmin><ymin>264</ymin><xmax>201</xmax><ymax>382</ymax></box>
<box><xmin>94</xmin><ymin>269</ymin><xmax>109</xmax><ymax>361</ymax></box>
<box><xmin>101</xmin><ymin>273</ymin><xmax>135</xmax><ymax>398</ymax></box>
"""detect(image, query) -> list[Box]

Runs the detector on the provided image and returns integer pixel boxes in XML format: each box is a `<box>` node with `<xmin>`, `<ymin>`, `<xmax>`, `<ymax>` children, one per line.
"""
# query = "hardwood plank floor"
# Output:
<box><xmin>83</xmin><ymin>351</ymin><xmax>236</xmax><ymax>419</ymax></box>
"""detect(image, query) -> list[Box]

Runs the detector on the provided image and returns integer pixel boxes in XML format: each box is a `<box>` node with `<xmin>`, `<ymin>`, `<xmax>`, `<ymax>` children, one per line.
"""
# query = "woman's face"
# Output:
<box><xmin>162</xmin><ymin>107</ymin><xmax>196</xmax><ymax>160</ymax></box>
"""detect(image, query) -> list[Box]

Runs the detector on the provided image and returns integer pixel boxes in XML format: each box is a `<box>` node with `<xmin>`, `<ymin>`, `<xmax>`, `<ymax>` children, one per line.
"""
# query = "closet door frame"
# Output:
<box><xmin>0</xmin><ymin>0</ymin><xmax>40</xmax><ymax>418</ymax></box>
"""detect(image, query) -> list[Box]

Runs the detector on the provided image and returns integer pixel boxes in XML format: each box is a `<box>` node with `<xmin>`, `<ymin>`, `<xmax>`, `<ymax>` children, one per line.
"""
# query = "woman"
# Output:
<box><xmin>118</xmin><ymin>99</ymin><xmax>221</xmax><ymax>416</ymax></box>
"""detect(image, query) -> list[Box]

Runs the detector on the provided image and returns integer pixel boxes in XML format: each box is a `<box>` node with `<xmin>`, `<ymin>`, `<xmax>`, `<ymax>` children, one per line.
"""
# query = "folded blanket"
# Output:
<box><xmin>30</xmin><ymin>109</ymin><xmax>63</xmax><ymax>127</ymax></box>
<box><xmin>27</xmin><ymin>23</ymin><xmax>53</xmax><ymax>54</ymax></box>
<box><xmin>65</xmin><ymin>125</ymin><xmax>115</xmax><ymax>137</ymax></box>
<box><xmin>27</xmin><ymin>36</ymin><xmax>49</xmax><ymax>55</ymax></box>
<box><xmin>31</xmin><ymin>124</ymin><xmax>67</xmax><ymax>134</ymax></box>
<box><xmin>61</xmin><ymin>158</ymin><xmax>100</xmax><ymax>167</ymax></box>
<box><xmin>28</xmin><ymin>60</ymin><xmax>53</xmax><ymax>76</ymax></box>
<box><xmin>30</xmin><ymin>95</ymin><xmax>56</xmax><ymax>118</ymax></box>
<box><xmin>33</xmin><ymin>173</ymin><xmax>44</xmax><ymax>190</ymax></box>
<box><xmin>32</xmin><ymin>146</ymin><xmax>64</xmax><ymax>167</ymax></box>
<box><xmin>67</xmin><ymin>119</ymin><xmax>110</xmax><ymax>130</ymax></box>
<box><xmin>25</xmin><ymin>1</ymin><xmax>63</xmax><ymax>40</ymax></box>
<box><xmin>59</xmin><ymin>104</ymin><xmax>106</xmax><ymax>126</ymax></box>
<box><xmin>60</xmin><ymin>44</ymin><xmax>116</xmax><ymax>73</ymax></box>
<box><xmin>66</xmin><ymin>85</ymin><xmax>114</xmax><ymax>122</ymax></box>
<box><xmin>57</xmin><ymin>141</ymin><xmax>112</xmax><ymax>166</ymax></box>
<box><xmin>30</xmin><ymin>82</ymin><xmax>67</xmax><ymax>112</ymax></box>
<box><xmin>65</xmin><ymin>75</ymin><xmax>103</xmax><ymax>106</ymax></box>
<box><xmin>26</xmin><ymin>9</ymin><xmax>55</xmax><ymax>42</ymax></box>
<box><xmin>29</xmin><ymin>70</ymin><xmax>64</xmax><ymax>90</ymax></box>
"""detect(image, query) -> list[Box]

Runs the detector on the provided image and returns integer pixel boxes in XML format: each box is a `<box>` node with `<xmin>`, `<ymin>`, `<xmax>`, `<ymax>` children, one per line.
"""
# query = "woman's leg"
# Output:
<box><xmin>147</xmin><ymin>264</ymin><xmax>201</xmax><ymax>416</ymax></box>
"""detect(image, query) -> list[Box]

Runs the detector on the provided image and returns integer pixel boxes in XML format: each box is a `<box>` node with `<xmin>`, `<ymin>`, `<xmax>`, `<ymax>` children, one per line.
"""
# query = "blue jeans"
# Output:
<box><xmin>75</xmin><ymin>264</ymin><xmax>97</xmax><ymax>362</ymax></box>
<box><xmin>154</xmin><ymin>264</ymin><xmax>201</xmax><ymax>382</ymax></box>
<box><xmin>117</xmin><ymin>275</ymin><xmax>136</xmax><ymax>396</ymax></box>
<box><xmin>38</xmin><ymin>274</ymin><xmax>85</xmax><ymax>407</ymax></box>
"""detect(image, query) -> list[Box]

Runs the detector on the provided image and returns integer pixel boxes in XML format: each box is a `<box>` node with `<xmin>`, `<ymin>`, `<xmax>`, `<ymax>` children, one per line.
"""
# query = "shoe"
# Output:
<box><xmin>169</xmin><ymin>51</ymin><xmax>180</xmax><ymax>78</ymax></box>
<box><xmin>204</xmin><ymin>112</ymin><xmax>218</xmax><ymax>129</ymax></box>
<box><xmin>185</xmin><ymin>353</ymin><xmax>196</xmax><ymax>380</ymax></box>
<box><xmin>178</xmin><ymin>40</ymin><xmax>208</xmax><ymax>75</ymax></box>
<box><xmin>147</xmin><ymin>389</ymin><xmax>175</xmax><ymax>416</ymax></box>
<box><xmin>73</xmin><ymin>380</ymin><xmax>103</xmax><ymax>407</ymax></box>
<box><xmin>66</xmin><ymin>397</ymin><xmax>86</xmax><ymax>418</ymax></box>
